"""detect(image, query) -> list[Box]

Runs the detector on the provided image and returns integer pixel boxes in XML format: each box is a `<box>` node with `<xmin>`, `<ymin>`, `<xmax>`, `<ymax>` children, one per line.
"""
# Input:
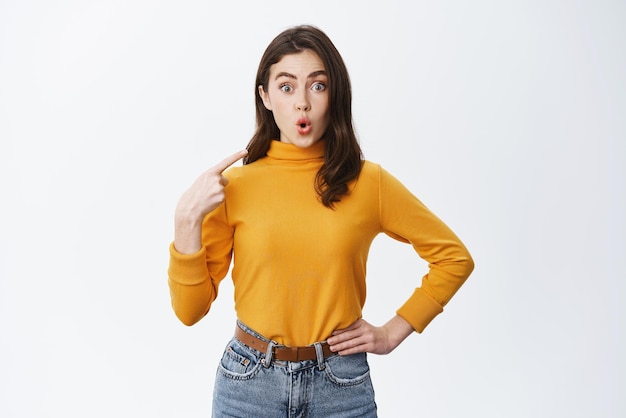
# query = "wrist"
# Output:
<box><xmin>384</xmin><ymin>315</ymin><xmax>414</xmax><ymax>347</ymax></box>
<box><xmin>174</xmin><ymin>209</ymin><xmax>204</xmax><ymax>255</ymax></box>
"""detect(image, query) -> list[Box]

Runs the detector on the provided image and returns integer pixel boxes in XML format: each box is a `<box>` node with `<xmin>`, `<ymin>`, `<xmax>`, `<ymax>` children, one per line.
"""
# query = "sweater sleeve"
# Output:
<box><xmin>378</xmin><ymin>166</ymin><xmax>474</xmax><ymax>333</ymax></box>
<box><xmin>167</xmin><ymin>202</ymin><xmax>234</xmax><ymax>326</ymax></box>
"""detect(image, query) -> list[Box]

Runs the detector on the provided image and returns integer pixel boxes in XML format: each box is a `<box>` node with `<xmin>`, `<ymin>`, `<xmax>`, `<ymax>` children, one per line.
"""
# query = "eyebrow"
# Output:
<box><xmin>274</xmin><ymin>70</ymin><xmax>327</xmax><ymax>80</ymax></box>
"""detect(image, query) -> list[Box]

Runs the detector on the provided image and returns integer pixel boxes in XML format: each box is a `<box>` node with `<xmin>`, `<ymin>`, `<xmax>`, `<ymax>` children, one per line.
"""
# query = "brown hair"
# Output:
<box><xmin>245</xmin><ymin>25</ymin><xmax>363</xmax><ymax>208</ymax></box>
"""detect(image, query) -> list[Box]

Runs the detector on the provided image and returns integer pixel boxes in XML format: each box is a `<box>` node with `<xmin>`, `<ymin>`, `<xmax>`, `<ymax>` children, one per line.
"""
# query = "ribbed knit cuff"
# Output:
<box><xmin>168</xmin><ymin>242</ymin><xmax>209</xmax><ymax>285</ymax></box>
<box><xmin>396</xmin><ymin>288</ymin><xmax>444</xmax><ymax>333</ymax></box>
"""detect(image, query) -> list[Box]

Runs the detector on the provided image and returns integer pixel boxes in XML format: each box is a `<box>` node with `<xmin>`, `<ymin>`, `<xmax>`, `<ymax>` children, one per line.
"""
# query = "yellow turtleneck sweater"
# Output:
<box><xmin>168</xmin><ymin>140</ymin><xmax>474</xmax><ymax>346</ymax></box>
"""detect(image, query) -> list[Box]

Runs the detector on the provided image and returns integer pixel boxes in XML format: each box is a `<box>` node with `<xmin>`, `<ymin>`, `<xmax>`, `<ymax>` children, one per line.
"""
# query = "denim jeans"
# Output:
<box><xmin>212</xmin><ymin>322</ymin><xmax>377</xmax><ymax>417</ymax></box>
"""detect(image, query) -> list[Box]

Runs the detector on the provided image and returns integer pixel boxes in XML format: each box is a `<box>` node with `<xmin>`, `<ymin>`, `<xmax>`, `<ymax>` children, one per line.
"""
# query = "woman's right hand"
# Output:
<box><xmin>173</xmin><ymin>150</ymin><xmax>248</xmax><ymax>254</ymax></box>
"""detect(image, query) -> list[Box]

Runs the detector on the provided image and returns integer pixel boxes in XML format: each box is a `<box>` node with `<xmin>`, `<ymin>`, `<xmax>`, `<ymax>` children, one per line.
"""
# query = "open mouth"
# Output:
<box><xmin>296</xmin><ymin>118</ymin><xmax>312</xmax><ymax>135</ymax></box>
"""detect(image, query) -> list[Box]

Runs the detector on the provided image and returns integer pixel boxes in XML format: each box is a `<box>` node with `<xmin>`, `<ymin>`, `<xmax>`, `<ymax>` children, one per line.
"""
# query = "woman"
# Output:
<box><xmin>168</xmin><ymin>25</ymin><xmax>474</xmax><ymax>417</ymax></box>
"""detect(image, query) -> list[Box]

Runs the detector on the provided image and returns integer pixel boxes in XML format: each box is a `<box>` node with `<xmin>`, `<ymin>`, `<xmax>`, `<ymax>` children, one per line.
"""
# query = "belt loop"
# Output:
<box><xmin>314</xmin><ymin>342</ymin><xmax>326</xmax><ymax>370</ymax></box>
<box><xmin>263</xmin><ymin>340</ymin><xmax>276</xmax><ymax>368</ymax></box>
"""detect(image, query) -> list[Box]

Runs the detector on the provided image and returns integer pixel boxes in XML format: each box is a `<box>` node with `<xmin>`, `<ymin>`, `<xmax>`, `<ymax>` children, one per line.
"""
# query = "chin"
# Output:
<box><xmin>285</xmin><ymin>135</ymin><xmax>321</xmax><ymax>148</ymax></box>
<box><xmin>299</xmin><ymin>140</ymin><xmax>322</xmax><ymax>148</ymax></box>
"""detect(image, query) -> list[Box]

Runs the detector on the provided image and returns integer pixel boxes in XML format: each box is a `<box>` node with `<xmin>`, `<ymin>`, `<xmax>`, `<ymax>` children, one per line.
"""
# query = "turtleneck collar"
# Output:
<box><xmin>266</xmin><ymin>139</ymin><xmax>325</xmax><ymax>161</ymax></box>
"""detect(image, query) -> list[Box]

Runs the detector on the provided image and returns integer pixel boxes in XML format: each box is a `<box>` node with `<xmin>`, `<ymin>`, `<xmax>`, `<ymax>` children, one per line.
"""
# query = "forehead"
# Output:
<box><xmin>269</xmin><ymin>49</ymin><xmax>326</xmax><ymax>77</ymax></box>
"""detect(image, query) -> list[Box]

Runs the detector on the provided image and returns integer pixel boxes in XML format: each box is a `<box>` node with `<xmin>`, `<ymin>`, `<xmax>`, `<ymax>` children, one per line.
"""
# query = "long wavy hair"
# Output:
<box><xmin>245</xmin><ymin>25</ymin><xmax>363</xmax><ymax>208</ymax></box>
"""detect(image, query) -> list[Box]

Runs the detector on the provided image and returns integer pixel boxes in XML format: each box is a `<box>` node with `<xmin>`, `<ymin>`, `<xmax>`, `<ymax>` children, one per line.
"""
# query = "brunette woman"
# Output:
<box><xmin>169</xmin><ymin>25</ymin><xmax>474</xmax><ymax>417</ymax></box>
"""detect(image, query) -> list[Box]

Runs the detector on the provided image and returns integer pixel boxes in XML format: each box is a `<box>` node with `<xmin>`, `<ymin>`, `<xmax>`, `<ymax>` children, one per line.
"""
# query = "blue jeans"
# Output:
<box><xmin>212</xmin><ymin>322</ymin><xmax>377</xmax><ymax>417</ymax></box>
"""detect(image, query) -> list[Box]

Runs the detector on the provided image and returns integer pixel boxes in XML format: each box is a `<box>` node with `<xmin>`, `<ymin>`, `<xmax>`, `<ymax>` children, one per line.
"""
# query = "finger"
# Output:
<box><xmin>329</xmin><ymin>333</ymin><xmax>360</xmax><ymax>349</ymax></box>
<box><xmin>213</xmin><ymin>150</ymin><xmax>248</xmax><ymax>174</ymax></box>
<box><xmin>328</xmin><ymin>328</ymin><xmax>363</xmax><ymax>346</ymax></box>
<box><xmin>330</xmin><ymin>337</ymin><xmax>369</xmax><ymax>355</ymax></box>
<box><xmin>337</xmin><ymin>343</ymin><xmax>369</xmax><ymax>356</ymax></box>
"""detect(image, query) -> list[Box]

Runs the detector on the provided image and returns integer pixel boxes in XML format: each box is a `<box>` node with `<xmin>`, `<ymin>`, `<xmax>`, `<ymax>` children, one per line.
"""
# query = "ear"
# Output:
<box><xmin>258</xmin><ymin>85</ymin><xmax>272</xmax><ymax>111</ymax></box>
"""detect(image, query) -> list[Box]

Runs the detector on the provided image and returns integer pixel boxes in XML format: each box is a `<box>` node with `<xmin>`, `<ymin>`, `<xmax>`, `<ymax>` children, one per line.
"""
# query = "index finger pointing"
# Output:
<box><xmin>213</xmin><ymin>149</ymin><xmax>248</xmax><ymax>173</ymax></box>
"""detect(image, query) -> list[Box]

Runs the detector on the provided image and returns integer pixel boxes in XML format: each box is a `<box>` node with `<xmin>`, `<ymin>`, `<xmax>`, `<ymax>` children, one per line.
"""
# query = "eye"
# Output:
<box><xmin>279</xmin><ymin>84</ymin><xmax>293</xmax><ymax>93</ymax></box>
<box><xmin>311</xmin><ymin>82</ymin><xmax>326</xmax><ymax>92</ymax></box>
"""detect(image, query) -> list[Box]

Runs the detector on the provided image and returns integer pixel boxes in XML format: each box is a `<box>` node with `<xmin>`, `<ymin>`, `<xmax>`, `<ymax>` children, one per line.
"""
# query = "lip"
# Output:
<box><xmin>296</xmin><ymin>117</ymin><xmax>312</xmax><ymax>135</ymax></box>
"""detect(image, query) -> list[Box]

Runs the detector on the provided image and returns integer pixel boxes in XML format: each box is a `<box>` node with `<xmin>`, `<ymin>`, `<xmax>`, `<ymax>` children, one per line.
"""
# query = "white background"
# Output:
<box><xmin>1</xmin><ymin>1</ymin><xmax>624</xmax><ymax>417</ymax></box>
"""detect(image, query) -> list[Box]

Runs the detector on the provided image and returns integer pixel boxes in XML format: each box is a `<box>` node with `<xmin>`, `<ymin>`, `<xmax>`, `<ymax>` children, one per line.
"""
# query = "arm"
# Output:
<box><xmin>168</xmin><ymin>150</ymin><xmax>247</xmax><ymax>325</ymax></box>
<box><xmin>328</xmin><ymin>166</ymin><xmax>474</xmax><ymax>354</ymax></box>
<box><xmin>379</xmin><ymin>166</ymin><xmax>474</xmax><ymax>332</ymax></box>
<box><xmin>174</xmin><ymin>150</ymin><xmax>248</xmax><ymax>254</ymax></box>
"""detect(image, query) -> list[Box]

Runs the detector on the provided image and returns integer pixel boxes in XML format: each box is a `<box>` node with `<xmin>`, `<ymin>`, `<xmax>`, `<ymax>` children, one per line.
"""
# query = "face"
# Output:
<box><xmin>259</xmin><ymin>49</ymin><xmax>330</xmax><ymax>148</ymax></box>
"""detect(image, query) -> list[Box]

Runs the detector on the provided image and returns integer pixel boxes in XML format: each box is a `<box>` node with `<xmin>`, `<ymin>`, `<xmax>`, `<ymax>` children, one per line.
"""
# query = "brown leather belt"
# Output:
<box><xmin>235</xmin><ymin>324</ymin><xmax>334</xmax><ymax>362</ymax></box>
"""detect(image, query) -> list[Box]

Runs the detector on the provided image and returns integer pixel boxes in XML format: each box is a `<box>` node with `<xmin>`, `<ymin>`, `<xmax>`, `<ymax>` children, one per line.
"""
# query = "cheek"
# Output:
<box><xmin>321</xmin><ymin>95</ymin><xmax>330</xmax><ymax>113</ymax></box>
<box><xmin>319</xmin><ymin>100</ymin><xmax>330</xmax><ymax>122</ymax></box>
<box><xmin>269</xmin><ymin>103</ymin><xmax>291</xmax><ymax>129</ymax></box>
<box><xmin>269</xmin><ymin>95</ymin><xmax>289</xmax><ymax>111</ymax></box>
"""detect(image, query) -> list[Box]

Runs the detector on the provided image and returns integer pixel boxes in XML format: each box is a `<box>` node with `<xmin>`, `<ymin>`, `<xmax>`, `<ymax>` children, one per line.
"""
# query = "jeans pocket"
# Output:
<box><xmin>324</xmin><ymin>352</ymin><xmax>371</xmax><ymax>387</ymax></box>
<box><xmin>217</xmin><ymin>338</ymin><xmax>261</xmax><ymax>380</ymax></box>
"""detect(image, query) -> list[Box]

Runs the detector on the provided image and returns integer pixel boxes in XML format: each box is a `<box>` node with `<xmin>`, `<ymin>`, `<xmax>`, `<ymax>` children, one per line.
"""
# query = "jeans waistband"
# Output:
<box><xmin>235</xmin><ymin>321</ymin><xmax>334</xmax><ymax>367</ymax></box>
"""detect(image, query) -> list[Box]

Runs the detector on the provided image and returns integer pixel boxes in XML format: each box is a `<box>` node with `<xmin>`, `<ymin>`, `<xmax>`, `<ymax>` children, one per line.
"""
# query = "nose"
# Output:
<box><xmin>295</xmin><ymin>91</ymin><xmax>310</xmax><ymax>112</ymax></box>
